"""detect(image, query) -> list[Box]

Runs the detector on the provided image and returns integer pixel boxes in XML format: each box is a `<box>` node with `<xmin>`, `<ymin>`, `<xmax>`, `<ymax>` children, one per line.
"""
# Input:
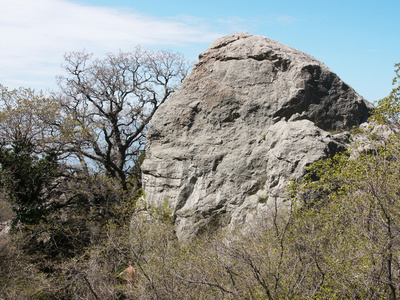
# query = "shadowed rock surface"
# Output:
<box><xmin>141</xmin><ymin>33</ymin><xmax>372</xmax><ymax>240</ymax></box>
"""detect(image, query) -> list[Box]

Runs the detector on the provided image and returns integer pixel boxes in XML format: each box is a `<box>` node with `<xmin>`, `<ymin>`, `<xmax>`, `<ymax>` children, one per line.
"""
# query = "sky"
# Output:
<box><xmin>1</xmin><ymin>0</ymin><xmax>399</xmax><ymax>103</ymax></box>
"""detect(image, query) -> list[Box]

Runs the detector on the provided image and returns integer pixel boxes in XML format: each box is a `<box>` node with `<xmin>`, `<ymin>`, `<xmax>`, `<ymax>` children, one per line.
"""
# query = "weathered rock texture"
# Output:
<box><xmin>141</xmin><ymin>33</ymin><xmax>372</xmax><ymax>239</ymax></box>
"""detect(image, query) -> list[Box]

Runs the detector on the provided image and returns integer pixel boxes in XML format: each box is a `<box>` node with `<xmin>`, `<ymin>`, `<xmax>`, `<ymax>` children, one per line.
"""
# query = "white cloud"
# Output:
<box><xmin>0</xmin><ymin>0</ymin><xmax>221</xmax><ymax>90</ymax></box>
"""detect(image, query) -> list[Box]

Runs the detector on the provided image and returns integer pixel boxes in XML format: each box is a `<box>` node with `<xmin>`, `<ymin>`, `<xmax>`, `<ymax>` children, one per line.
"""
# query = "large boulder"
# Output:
<box><xmin>141</xmin><ymin>33</ymin><xmax>372</xmax><ymax>240</ymax></box>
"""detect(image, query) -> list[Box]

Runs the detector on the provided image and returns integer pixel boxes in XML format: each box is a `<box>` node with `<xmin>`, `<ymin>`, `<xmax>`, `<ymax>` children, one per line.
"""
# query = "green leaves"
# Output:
<box><xmin>371</xmin><ymin>63</ymin><xmax>400</xmax><ymax>127</ymax></box>
<box><xmin>0</xmin><ymin>85</ymin><xmax>62</xmax><ymax>154</ymax></box>
<box><xmin>0</xmin><ymin>141</ymin><xmax>59</xmax><ymax>226</ymax></box>
<box><xmin>288</xmin><ymin>62</ymin><xmax>400</xmax><ymax>299</ymax></box>
<box><xmin>0</xmin><ymin>86</ymin><xmax>62</xmax><ymax>226</ymax></box>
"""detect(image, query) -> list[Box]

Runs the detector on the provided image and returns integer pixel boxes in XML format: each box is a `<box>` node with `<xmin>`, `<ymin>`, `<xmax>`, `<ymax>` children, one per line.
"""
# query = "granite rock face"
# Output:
<box><xmin>141</xmin><ymin>33</ymin><xmax>372</xmax><ymax>239</ymax></box>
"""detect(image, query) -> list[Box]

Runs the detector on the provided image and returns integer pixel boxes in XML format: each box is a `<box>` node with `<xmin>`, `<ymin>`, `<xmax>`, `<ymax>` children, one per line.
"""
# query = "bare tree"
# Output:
<box><xmin>57</xmin><ymin>47</ymin><xmax>191</xmax><ymax>190</ymax></box>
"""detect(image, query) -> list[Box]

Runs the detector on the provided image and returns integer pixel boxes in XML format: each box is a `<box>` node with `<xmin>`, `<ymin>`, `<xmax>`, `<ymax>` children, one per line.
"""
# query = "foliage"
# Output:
<box><xmin>1</xmin><ymin>146</ymin><xmax>59</xmax><ymax>226</ymax></box>
<box><xmin>2</xmin><ymin>56</ymin><xmax>400</xmax><ymax>298</ymax></box>
<box><xmin>372</xmin><ymin>62</ymin><xmax>400</xmax><ymax>127</ymax></box>
<box><xmin>0</xmin><ymin>85</ymin><xmax>62</xmax><ymax>155</ymax></box>
<box><xmin>0</xmin><ymin>46</ymin><xmax>188</xmax><ymax>277</ymax></box>
<box><xmin>0</xmin><ymin>235</ymin><xmax>53</xmax><ymax>299</ymax></box>
<box><xmin>289</xmin><ymin>63</ymin><xmax>400</xmax><ymax>299</ymax></box>
<box><xmin>0</xmin><ymin>86</ymin><xmax>61</xmax><ymax>226</ymax></box>
<box><xmin>0</xmin><ymin>82</ymin><xmax>147</xmax><ymax>273</ymax></box>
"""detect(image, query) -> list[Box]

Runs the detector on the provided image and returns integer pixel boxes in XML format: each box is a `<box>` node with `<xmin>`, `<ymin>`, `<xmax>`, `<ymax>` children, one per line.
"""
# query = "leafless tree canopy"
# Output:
<box><xmin>57</xmin><ymin>47</ymin><xmax>191</xmax><ymax>190</ymax></box>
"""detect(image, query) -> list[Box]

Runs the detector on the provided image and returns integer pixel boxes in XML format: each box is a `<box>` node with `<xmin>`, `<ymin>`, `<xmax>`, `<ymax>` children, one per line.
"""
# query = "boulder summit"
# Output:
<box><xmin>141</xmin><ymin>33</ymin><xmax>372</xmax><ymax>239</ymax></box>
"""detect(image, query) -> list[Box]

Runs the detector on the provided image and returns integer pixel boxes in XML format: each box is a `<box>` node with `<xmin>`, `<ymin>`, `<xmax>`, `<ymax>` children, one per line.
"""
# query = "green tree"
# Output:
<box><xmin>0</xmin><ymin>85</ymin><xmax>61</xmax><ymax>226</ymax></box>
<box><xmin>373</xmin><ymin>62</ymin><xmax>400</xmax><ymax>127</ymax></box>
<box><xmin>0</xmin><ymin>86</ymin><xmax>94</xmax><ymax>265</ymax></box>
<box><xmin>0</xmin><ymin>141</ymin><xmax>58</xmax><ymax>225</ymax></box>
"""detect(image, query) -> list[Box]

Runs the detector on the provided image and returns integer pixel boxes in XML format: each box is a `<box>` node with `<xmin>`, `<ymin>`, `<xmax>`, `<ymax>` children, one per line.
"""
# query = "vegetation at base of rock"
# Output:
<box><xmin>0</xmin><ymin>47</ymin><xmax>191</xmax><ymax>298</ymax></box>
<box><xmin>0</xmin><ymin>42</ymin><xmax>399</xmax><ymax>298</ymax></box>
<box><xmin>288</xmin><ymin>63</ymin><xmax>400</xmax><ymax>300</ymax></box>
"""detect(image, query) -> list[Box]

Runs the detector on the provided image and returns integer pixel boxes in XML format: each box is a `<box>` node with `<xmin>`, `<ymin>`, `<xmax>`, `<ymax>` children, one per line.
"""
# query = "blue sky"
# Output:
<box><xmin>1</xmin><ymin>0</ymin><xmax>399</xmax><ymax>102</ymax></box>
